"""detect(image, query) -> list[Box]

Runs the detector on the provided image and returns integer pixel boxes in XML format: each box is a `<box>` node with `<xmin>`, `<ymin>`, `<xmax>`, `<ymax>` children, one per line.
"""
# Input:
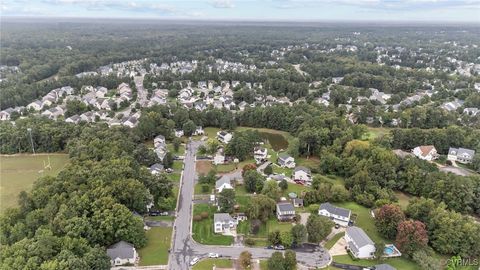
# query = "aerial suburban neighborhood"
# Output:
<box><xmin>1</xmin><ymin>4</ymin><xmax>480</xmax><ymax>270</ymax></box>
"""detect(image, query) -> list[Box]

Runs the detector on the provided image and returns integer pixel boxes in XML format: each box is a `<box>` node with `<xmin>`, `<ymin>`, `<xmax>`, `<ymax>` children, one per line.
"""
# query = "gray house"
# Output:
<box><xmin>106</xmin><ymin>241</ymin><xmax>138</xmax><ymax>266</ymax></box>
<box><xmin>318</xmin><ymin>202</ymin><xmax>351</xmax><ymax>227</ymax></box>
<box><xmin>447</xmin><ymin>147</ymin><xmax>476</xmax><ymax>164</ymax></box>
<box><xmin>276</xmin><ymin>202</ymin><xmax>295</xmax><ymax>221</ymax></box>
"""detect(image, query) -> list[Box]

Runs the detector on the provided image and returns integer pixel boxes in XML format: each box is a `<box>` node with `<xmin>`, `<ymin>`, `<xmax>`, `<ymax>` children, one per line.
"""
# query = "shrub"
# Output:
<box><xmin>200</xmin><ymin>211</ymin><xmax>209</xmax><ymax>219</ymax></box>
<box><xmin>244</xmin><ymin>238</ymin><xmax>255</xmax><ymax>246</ymax></box>
<box><xmin>193</xmin><ymin>215</ymin><xmax>202</xmax><ymax>221</ymax></box>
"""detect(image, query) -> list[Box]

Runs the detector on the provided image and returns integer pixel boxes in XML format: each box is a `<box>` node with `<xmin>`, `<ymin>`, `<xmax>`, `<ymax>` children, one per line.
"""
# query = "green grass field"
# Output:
<box><xmin>138</xmin><ymin>227</ymin><xmax>172</xmax><ymax>266</ymax></box>
<box><xmin>192</xmin><ymin>204</ymin><xmax>234</xmax><ymax>245</ymax></box>
<box><xmin>364</xmin><ymin>127</ymin><xmax>391</xmax><ymax>140</ymax></box>
<box><xmin>0</xmin><ymin>154</ymin><xmax>69</xmax><ymax>212</ymax></box>
<box><xmin>325</xmin><ymin>232</ymin><xmax>345</xmax><ymax>250</ymax></box>
<box><xmin>332</xmin><ymin>254</ymin><xmax>420</xmax><ymax>270</ymax></box>
<box><xmin>192</xmin><ymin>259</ymin><xmax>232</xmax><ymax>270</ymax></box>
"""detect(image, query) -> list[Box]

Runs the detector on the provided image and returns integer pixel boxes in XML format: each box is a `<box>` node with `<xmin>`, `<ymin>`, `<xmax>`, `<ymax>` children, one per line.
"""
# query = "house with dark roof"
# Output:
<box><xmin>345</xmin><ymin>226</ymin><xmax>375</xmax><ymax>259</ymax></box>
<box><xmin>277</xmin><ymin>153</ymin><xmax>295</xmax><ymax>168</ymax></box>
<box><xmin>276</xmin><ymin>202</ymin><xmax>295</xmax><ymax>221</ymax></box>
<box><xmin>106</xmin><ymin>241</ymin><xmax>138</xmax><ymax>266</ymax></box>
<box><xmin>217</xmin><ymin>131</ymin><xmax>233</xmax><ymax>144</ymax></box>
<box><xmin>318</xmin><ymin>202</ymin><xmax>351</xmax><ymax>227</ymax></box>
<box><xmin>447</xmin><ymin>147</ymin><xmax>475</xmax><ymax>164</ymax></box>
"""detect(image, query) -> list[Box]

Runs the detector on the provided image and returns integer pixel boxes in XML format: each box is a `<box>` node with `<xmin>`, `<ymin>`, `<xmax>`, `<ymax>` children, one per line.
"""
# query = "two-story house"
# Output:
<box><xmin>276</xmin><ymin>202</ymin><xmax>296</xmax><ymax>221</ymax></box>
<box><xmin>345</xmin><ymin>226</ymin><xmax>376</xmax><ymax>259</ymax></box>
<box><xmin>214</xmin><ymin>213</ymin><xmax>237</xmax><ymax>234</ymax></box>
<box><xmin>293</xmin><ymin>166</ymin><xmax>312</xmax><ymax>184</ymax></box>
<box><xmin>278</xmin><ymin>153</ymin><xmax>296</xmax><ymax>168</ymax></box>
<box><xmin>318</xmin><ymin>202</ymin><xmax>351</xmax><ymax>227</ymax></box>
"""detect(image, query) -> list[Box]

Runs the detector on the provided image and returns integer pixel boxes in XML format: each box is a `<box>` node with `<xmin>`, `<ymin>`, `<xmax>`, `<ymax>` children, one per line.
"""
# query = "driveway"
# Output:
<box><xmin>329</xmin><ymin>237</ymin><xmax>347</xmax><ymax>256</ymax></box>
<box><xmin>168</xmin><ymin>141</ymin><xmax>331</xmax><ymax>270</ymax></box>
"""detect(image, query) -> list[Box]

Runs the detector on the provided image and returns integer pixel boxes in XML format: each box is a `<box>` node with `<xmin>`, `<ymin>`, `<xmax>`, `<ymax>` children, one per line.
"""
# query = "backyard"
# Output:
<box><xmin>0</xmin><ymin>154</ymin><xmax>70</xmax><ymax>212</ymax></box>
<box><xmin>138</xmin><ymin>227</ymin><xmax>172</xmax><ymax>266</ymax></box>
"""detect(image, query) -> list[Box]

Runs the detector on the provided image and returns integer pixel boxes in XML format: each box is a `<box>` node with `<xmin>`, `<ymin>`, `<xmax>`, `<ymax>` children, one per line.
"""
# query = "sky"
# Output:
<box><xmin>1</xmin><ymin>0</ymin><xmax>479</xmax><ymax>22</ymax></box>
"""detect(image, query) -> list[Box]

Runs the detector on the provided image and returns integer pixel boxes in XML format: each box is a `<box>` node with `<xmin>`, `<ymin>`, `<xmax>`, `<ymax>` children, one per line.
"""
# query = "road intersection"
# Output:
<box><xmin>168</xmin><ymin>141</ymin><xmax>331</xmax><ymax>269</ymax></box>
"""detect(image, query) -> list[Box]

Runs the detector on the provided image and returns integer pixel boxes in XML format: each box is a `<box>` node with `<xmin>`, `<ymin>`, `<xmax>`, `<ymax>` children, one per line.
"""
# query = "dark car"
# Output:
<box><xmin>265</xmin><ymin>245</ymin><xmax>274</xmax><ymax>249</ymax></box>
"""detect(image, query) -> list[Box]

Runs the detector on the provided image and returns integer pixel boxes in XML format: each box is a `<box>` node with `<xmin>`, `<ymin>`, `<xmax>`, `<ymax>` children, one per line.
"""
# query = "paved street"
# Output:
<box><xmin>168</xmin><ymin>141</ymin><xmax>330</xmax><ymax>270</ymax></box>
<box><xmin>134</xmin><ymin>75</ymin><xmax>148</xmax><ymax>107</ymax></box>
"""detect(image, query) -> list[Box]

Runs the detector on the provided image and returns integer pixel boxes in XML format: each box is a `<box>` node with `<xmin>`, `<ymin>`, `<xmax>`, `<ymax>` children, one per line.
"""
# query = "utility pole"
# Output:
<box><xmin>27</xmin><ymin>128</ymin><xmax>35</xmax><ymax>155</ymax></box>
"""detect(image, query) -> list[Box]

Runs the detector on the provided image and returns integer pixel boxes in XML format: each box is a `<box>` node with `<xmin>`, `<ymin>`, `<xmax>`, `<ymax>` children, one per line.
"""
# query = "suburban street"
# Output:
<box><xmin>168</xmin><ymin>141</ymin><xmax>330</xmax><ymax>270</ymax></box>
<box><xmin>134</xmin><ymin>75</ymin><xmax>148</xmax><ymax>107</ymax></box>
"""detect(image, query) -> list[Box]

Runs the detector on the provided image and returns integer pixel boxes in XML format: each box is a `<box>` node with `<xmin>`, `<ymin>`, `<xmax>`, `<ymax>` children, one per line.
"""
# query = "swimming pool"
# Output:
<box><xmin>384</xmin><ymin>246</ymin><xmax>394</xmax><ymax>255</ymax></box>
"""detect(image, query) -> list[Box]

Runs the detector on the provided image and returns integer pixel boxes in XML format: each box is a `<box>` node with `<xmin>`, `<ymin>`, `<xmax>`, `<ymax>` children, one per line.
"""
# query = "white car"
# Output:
<box><xmin>208</xmin><ymin>253</ymin><xmax>219</xmax><ymax>258</ymax></box>
<box><xmin>190</xmin><ymin>257</ymin><xmax>199</xmax><ymax>266</ymax></box>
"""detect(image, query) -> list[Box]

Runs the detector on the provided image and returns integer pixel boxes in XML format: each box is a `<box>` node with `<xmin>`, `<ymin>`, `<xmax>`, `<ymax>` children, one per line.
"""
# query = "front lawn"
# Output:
<box><xmin>194</xmin><ymin>183</ymin><xmax>213</xmax><ymax>195</ymax></box>
<box><xmin>172</xmin><ymin>161</ymin><xmax>183</xmax><ymax>171</ymax></box>
<box><xmin>168</xmin><ymin>172</ymin><xmax>181</xmax><ymax>183</ymax></box>
<box><xmin>138</xmin><ymin>227</ymin><xmax>172</xmax><ymax>266</ymax></box>
<box><xmin>283</xmin><ymin>183</ymin><xmax>311</xmax><ymax>197</ymax></box>
<box><xmin>332</xmin><ymin>254</ymin><xmax>420</xmax><ymax>270</ymax></box>
<box><xmin>192</xmin><ymin>204</ymin><xmax>234</xmax><ymax>246</ymax></box>
<box><xmin>204</xmin><ymin>127</ymin><xmax>221</xmax><ymax>140</ymax></box>
<box><xmin>167</xmin><ymin>143</ymin><xmax>185</xmax><ymax>155</ymax></box>
<box><xmin>145</xmin><ymin>216</ymin><xmax>175</xmax><ymax>222</ymax></box>
<box><xmin>333</xmin><ymin>201</ymin><xmax>382</xmax><ymax>243</ymax></box>
<box><xmin>325</xmin><ymin>232</ymin><xmax>344</xmax><ymax>250</ymax></box>
<box><xmin>266</xmin><ymin>219</ymin><xmax>293</xmax><ymax>233</ymax></box>
<box><xmin>297</xmin><ymin>157</ymin><xmax>321</xmax><ymax>169</ymax></box>
<box><xmin>192</xmin><ymin>259</ymin><xmax>232</xmax><ymax>270</ymax></box>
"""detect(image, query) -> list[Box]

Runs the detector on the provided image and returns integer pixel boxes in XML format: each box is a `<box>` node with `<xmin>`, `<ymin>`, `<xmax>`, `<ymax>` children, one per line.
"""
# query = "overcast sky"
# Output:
<box><xmin>2</xmin><ymin>0</ymin><xmax>479</xmax><ymax>22</ymax></box>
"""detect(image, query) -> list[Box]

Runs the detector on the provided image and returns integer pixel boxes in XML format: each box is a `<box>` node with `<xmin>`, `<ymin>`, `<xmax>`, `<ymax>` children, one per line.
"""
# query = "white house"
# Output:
<box><xmin>254</xmin><ymin>147</ymin><xmax>268</xmax><ymax>164</ymax></box>
<box><xmin>293</xmin><ymin>166</ymin><xmax>311</xmax><ymax>184</ymax></box>
<box><xmin>193</xmin><ymin>126</ymin><xmax>204</xmax><ymax>136</ymax></box>
<box><xmin>318</xmin><ymin>202</ymin><xmax>351</xmax><ymax>227</ymax></box>
<box><xmin>276</xmin><ymin>202</ymin><xmax>296</xmax><ymax>221</ymax></box>
<box><xmin>154</xmin><ymin>135</ymin><xmax>166</xmax><ymax>148</ymax></box>
<box><xmin>217</xmin><ymin>131</ymin><xmax>233</xmax><ymax>144</ymax></box>
<box><xmin>345</xmin><ymin>226</ymin><xmax>376</xmax><ymax>259</ymax></box>
<box><xmin>412</xmin><ymin>145</ymin><xmax>438</xmax><ymax>161</ymax></box>
<box><xmin>65</xmin><ymin>115</ymin><xmax>81</xmax><ymax>124</ymax></box>
<box><xmin>106</xmin><ymin>241</ymin><xmax>138</xmax><ymax>266</ymax></box>
<box><xmin>447</xmin><ymin>147</ymin><xmax>475</xmax><ymax>164</ymax></box>
<box><xmin>0</xmin><ymin>108</ymin><xmax>14</xmax><ymax>120</ymax></box>
<box><xmin>213</xmin><ymin>148</ymin><xmax>225</xmax><ymax>165</ymax></box>
<box><xmin>27</xmin><ymin>100</ymin><xmax>43</xmax><ymax>111</ymax></box>
<box><xmin>215</xmin><ymin>175</ymin><xmax>233</xmax><ymax>193</ymax></box>
<box><xmin>278</xmin><ymin>153</ymin><xmax>296</xmax><ymax>168</ymax></box>
<box><xmin>175</xmin><ymin>129</ymin><xmax>184</xmax><ymax>138</ymax></box>
<box><xmin>214</xmin><ymin>213</ymin><xmax>237</xmax><ymax>234</ymax></box>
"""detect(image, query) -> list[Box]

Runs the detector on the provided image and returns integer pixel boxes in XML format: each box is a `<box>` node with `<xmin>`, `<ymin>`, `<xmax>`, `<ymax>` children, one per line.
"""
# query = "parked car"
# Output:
<box><xmin>190</xmin><ymin>257</ymin><xmax>199</xmax><ymax>266</ymax></box>
<box><xmin>274</xmin><ymin>245</ymin><xmax>285</xmax><ymax>250</ymax></box>
<box><xmin>335</xmin><ymin>224</ymin><xmax>340</xmax><ymax>229</ymax></box>
<box><xmin>265</xmin><ymin>245</ymin><xmax>273</xmax><ymax>249</ymax></box>
<box><xmin>159</xmin><ymin>211</ymin><xmax>169</xmax><ymax>216</ymax></box>
<box><xmin>208</xmin><ymin>253</ymin><xmax>219</xmax><ymax>258</ymax></box>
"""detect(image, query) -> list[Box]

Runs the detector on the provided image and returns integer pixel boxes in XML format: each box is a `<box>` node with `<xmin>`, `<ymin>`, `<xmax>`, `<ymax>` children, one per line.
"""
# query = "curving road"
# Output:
<box><xmin>168</xmin><ymin>141</ymin><xmax>330</xmax><ymax>270</ymax></box>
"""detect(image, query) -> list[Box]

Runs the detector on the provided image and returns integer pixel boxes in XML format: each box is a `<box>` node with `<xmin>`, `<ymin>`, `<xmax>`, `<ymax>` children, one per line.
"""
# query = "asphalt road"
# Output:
<box><xmin>168</xmin><ymin>141</ymin><xmax>330</xmax><ymax>270</ymax></box>
<box><xmin>134</xmin><ymin>75</ymin><xmax>148</xmax><ymax>107</ymax></box>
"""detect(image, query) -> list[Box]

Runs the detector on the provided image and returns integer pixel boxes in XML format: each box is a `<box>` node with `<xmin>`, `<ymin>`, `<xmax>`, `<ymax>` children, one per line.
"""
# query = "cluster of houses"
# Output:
<box><xmin>150</xmin><ymin>60</ymin><xmax>198</xmax><ymax>75</ymax></box>
<box><xmin>76</xmin><ymin>59</ymin><xmax>148</xmax><ymax>78</ymax></box>
<box><xmin>411</xmin><ymin>145</ymin><xmax>476</xmax><ymax>164</ymax></box>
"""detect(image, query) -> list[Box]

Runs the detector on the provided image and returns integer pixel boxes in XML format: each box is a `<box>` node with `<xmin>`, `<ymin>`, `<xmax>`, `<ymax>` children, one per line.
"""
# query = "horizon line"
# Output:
<box><xmin>2</xmin><ymin>15</ymin><xmax>479</xmax><ymax>25</ymax></box>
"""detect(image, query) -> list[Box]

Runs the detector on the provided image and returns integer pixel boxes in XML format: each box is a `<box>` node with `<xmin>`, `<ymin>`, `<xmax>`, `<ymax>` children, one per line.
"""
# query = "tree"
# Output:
<box><xmin>374</xmin><ymin>241</ymin><xmax>385</xmax><ymax>260</ymax></box>
<box><xmin>182</xmin><ymin>120</ymin><xmax>196</xmax><ymax>136</ymax></box>
<box><xmin>238</xmin><ymin>251</ymin><xmax>252</xmax><ymax>269</ymax></box>
<box><xmin>246</xmin><ymin>195</ymin><xmax>276</xmax><ymax>222</ymax></box>
<box><xmin>173</xmin><ymin>138</ymin><xmax>181</xmax><ymax>152</ymax></box>
<box><xmin>268</xmin><ymin>230</ymin><xmax>281</xmax><ymax>246</ymax></box>
<box><xmin>291</xmin><ymin>224</ymin><xmax>307</xmax><ymax>247</ymax></box>
<box><xmin>267</xmin><ymin>252</ymin><xmax>285</xmax><ymax>270</ymax></box>
<box><xmin>244</xmin><ymin>170</ymin><xmax>265</xmax><ymax>193</ymax></box>
<box><xmin>395</xmin><ymin>220</ymin><xmax>428</xmax><ymax>257</ymax></box>
<box><xmin>306</xmin><ymin>215</ymin><xmax>334</xmax><ymax>243</ymax></box>
<box><xmin>412</xmin><ymin>249</ymin><xmax>443</xmax><ymax>270</ymax></box>
<box><xmin>280</xmin><ymin>231</ymin><xmax>293</xmax><ymax>248</ymax></box>
<box><xmin>163</xmin><ymin>152</ymin><xmax>174</xmax><ymax>169</ymax></box>
<box><xmin>375</xmin><ymin>204</ymin><xmax>405</xmax><ymax>239</ymax></box>
<box><xmin>284</xmin><ymin>250</ymin><xmax>297</xmax><ymax>270</ymax></box>
<box><xmin>264</xmin><ymin>164</ymin><xmax>273</xmax><ymax>175</ymax></box>
<box><xmin>262</xmin><ymin>180</ymin><xmax>281</xmax><ymax>201</ymax></box>
<box><xmin>279</xmin><ymin>179</ymin><xmax>288</xmax><ymax>191</ymax></box>
<box><xmin>218</xmin><ymin>189</ymin><xmax>236</xmax><ymax>213</ymax></box>
<box><xmin>242</xmin><ymin>163</ymin><xmax>257</xmax><ymax>176</ymax></box>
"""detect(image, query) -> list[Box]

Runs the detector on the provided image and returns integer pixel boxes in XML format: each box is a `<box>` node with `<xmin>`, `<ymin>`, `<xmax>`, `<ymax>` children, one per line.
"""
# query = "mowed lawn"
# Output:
<box><xmin>0</xmin><ymin>154</ymin><xmax>69</xmax><ymax>212</ymax></box>
<box><xmin>192</xmin><ymin>259</ymin><xmax>232</xmax><ymax>270</ymax></box>
<box><xmin>138</xmin><ymin>227</ymin><xmax>172</xmax><ymax>266</ymax></box>
<box><xmin>192</xmin><ymin>204</ymin><xmax>234</xmax><ymax>245</ymax></box>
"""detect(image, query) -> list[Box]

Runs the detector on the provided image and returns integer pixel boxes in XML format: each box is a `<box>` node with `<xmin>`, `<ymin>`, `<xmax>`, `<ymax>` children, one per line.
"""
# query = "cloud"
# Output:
<box><xmin>210</xmin><ymin>0</ymin><xmax>235</xmax><ymax>8</ymax></box>
<box><xmin>41</xmin><ymin>0</ymin><xmax>178</xmax><ymax>14</ymax></box>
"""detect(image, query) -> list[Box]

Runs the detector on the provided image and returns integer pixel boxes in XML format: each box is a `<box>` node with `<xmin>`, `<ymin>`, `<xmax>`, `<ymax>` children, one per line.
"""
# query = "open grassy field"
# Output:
<box><xmin>138</xmin><ymin>227</ymin><xmax>172</xmax><ymax>266</ymax></box>
<box><xmin>192</xmin><ymin>204</ymin><xmax>234</xmax><ymax>245</ymax></box>
<box><xmin>0</xmin><ymin>154</ymin><xmax>69</xmax><ymax>212</ymax></box>
<box><xmin>192</xmin><ymin>259</ymin><xmax>233</xmax><ymax>270</ymax></box>
<box><xmin>364</xmin><ymin>127</ymin><xmax>391</xmax><ymax>140</ymax></box>
<box><xmin>394</xmin><ymin>191</ymin><xmax>414</xmax><ymax>210</ymax></box>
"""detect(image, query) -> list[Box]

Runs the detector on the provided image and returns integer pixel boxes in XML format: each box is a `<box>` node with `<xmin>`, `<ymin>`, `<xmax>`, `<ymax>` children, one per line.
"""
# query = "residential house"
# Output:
<box><xmin>149</xmin><ymin>163</ymin><xmax>164</xmax><ymax>175</ymax></box>
<box><xmin>254</xmin><ymin>147</ymin><xmax>268</xmax><ymax>164</ymax></box>
<box><xmin>276</xmin><ymin>202</ymin><xmax>296</xmax><ymax>221</ymax></box>
<box><xmin>441</xmin><ymin>99</ymin><xmax>464</xmax><ymax>112</ymax></box>
<box><xmin>106</xmin><ymin>241</ymin><xmax>138</xmax><ymax>266</ymax></box>
<box><xmin>65</xmin><ymin>115</ymin><xmax>81</xmax><ymax>124</ymax></box>
<box><xmin>332</xmin><ymin>77</ymin><xmax>344</xmax><ymax>84</ymax></box>
<box><xmin>238</xmin><ymin>101</ymin><xmax>248</xmax><ymax>111</ymax></box>
<box><xmin>194</xmin><ymin>101</ymin><xmax>207</xmax><ymax>111</ymax></box>
<box><xmin>214</xmin><ymin>213</ymin><xmax>237</xmax><ymax>234</ymax></box>
<box><xmin>27</xmin><ymin>100</ymin><xmax>43</xmax><ymax>111</ymax></box>
<box><xmin>369</xmin><ymin>89</ymin><xmax>391</xmax><ymax>105</ymax></box>
<box><xmin>318</xmin><ymin>202</ymin><xmax>351</xmax><ymax>227</ymax></box>
<box><xmin>345</xmin><ymin>226</ymin><xmax>376</xmax><ymax>259</ymax></box>
<box><xmin>0</xmin><ymin>108</ymin><xmax>14</xmax><ymax>120</ymax></box>
<box><xmin>463</xmin><ymin>107</ymin><xmax>479</xmax><ymax>116</ymax></box>
<box><xmin>217</xmin><ymin>131</ymin><xmax>233</xmax><ymax>144</ymax></box>
<box><xmin>193</xmin><ymin>126</ymin><xmax>204</xmax><ymax>136</ymax></box>
<box><xmin>213</xmin><ymin>148</ymin><xmax>225</xmax><ymax>165</ymax></box>
<box><xmin>278</xmin><ymin>153</ymin><xmax>295</xmax><ymax>168</ymax></box>
<box><xmin>175</xmin><ymin>129</ymin><xmax>184</xmax><ymax>138</ymax></box>
<box><xmin>154</xmin><ymin>135</ymin><xmax>166</xmax><ymax>148</ymax></box>
<box><xmin>215</xmin><ymin>175</ymin><xmax>234</xmax><ymax>193</ymax></box>
<box><xmin>447</xmin><ymin>147</ymin><xmax>475</xmax><ymax>164</ymax></box>
<box><xmin>150</xmin><ymin>95</ymin><xmax>167</xmax><ymax>106</ymax></box>
<box><xmin>293</xmin><ymin>198</ymin><xmax>304</xmax><ymax>208</ymax></box>
<box><xmin>412</xmin><ymin>145</ymin><xmax>438</xmax><ymax>161</ymax></box>
<box><xmin>155</xmin><ymin>148</ymin><xmax>167</xmax><ymax>161</ymax></box>
<box><xmin>123</xmin><ymin>116</ymin><xmax>138</xmax><ymax>128</ymax></box>
<box><xmin>41</xmin><ymin>107</ymin><xmax>64</xmax><ymax>120</ymax></box>
<box><xmin>293</xmin><ymin>166</ymin><xmax>311</xmax><ymax>184</ymax></box>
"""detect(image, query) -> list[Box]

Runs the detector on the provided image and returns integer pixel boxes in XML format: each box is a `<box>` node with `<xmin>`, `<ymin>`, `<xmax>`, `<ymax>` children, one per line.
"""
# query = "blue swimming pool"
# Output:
<box><xmin>384</xmin><ymin>246</ymin><xmax>394</xmax><ymax>255</ymax></box>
